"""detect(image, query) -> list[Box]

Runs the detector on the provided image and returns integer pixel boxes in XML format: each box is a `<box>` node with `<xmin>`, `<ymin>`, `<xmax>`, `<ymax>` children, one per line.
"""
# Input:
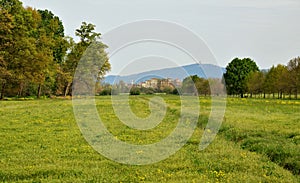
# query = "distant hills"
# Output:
<box><xmin>103</xmin><ymin>64</ymin><xmax>225</xmax><ymax>84</ymax></box>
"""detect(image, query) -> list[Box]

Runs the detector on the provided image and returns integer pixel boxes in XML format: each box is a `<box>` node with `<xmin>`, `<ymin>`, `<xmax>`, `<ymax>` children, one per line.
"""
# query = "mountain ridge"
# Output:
<box><xmin>103</xmin><ymin>63</ymin><xmax>226</xmax><ymax>84</ymax></box>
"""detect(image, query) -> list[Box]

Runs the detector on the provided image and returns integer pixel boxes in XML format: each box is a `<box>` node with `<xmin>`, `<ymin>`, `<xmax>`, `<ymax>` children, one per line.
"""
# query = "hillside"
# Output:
<box><xmin>103</xmin><ymin>64</ymin><xmax>225</xmax><ymax>84</ymax></box>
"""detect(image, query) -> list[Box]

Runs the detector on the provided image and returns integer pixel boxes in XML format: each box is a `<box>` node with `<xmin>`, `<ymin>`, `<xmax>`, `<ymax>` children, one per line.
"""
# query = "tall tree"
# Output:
<box><xmin>0</xmin><ymin>0</ymin><xmax>23</xmax><ymax>14</ymax></box>
<box><xmin>287</xmin><ymin>57</ymin><xmax>300</xmax><ymax>99</ymax></box>
<box><xmin>37</xmin><ymin>9</ymin><xmax>66</xmax><ymax>64</ymax></box>
<box><xmin>33</xmin><ymin>10</ymin><xmax>68</xmax><ymax>97</ymax></box>
<box><xmin>27</xmin><ymin>8</ymin><xmax>56</xmax><ymax>98</ymax></box>
<box><xmin>63</xmin><ymin>22</ymin><xmax>110</xmax><ymax>96</ymax></box>
<box><xmin>0</xmin><ymin>0</ymin><xmax>67</xmax><ymax>98</ymax></box>
<box><xmin>197</xmin><ymin>77</ymin><xmax>210</xmax><ymax>96</ymax></box>
<box><xmin>208</xmin><ymin>78</ymin><xmax>226</xmax><ymax>96</ymax></box>
<box><xmin>182</xmin><ymin>75</ymin><xmax>198</xmax><ymax>95</ymax></box>
<box><xmin>75</xmin><ymin>22</ymin><xmax>100</xmax><ymax>45</ymax></box>
<box><xmin>264</xmin><ymin>67</ymin><xmax>276</xmax><ymax>97</ymax></box>
<box><xmin>275</xmin><ymin>65</ymin><xmax>289</xmax><ymax>99</ymax></box>
<box><xmin>0</xmin><ymin>0</ymin><xmax>37</xmax><ymax>97</ymax></box>
<box><xmin>182</xmin><ymin>75</ymin><xmax>210</xmax><ymax>95</ymax></box>
<box><xmin>55</xmin><ymin>36</ymin><xmax>75</xmax><ymax>96</ymax></box>
<box><xmin>224</xmin><ymin>58</ymin><xmax>259</xmax><ymax>98</ymax></box>
<box><xmin>262</xmin><ymin>65</ymin><xmax>289</xmax><ymax>99</ymax></box>
<box><xmin>247</xmin><ymin>71</ymin><xmax>265</xmax><ymax>98</ymax></box>
<box><xmin>0</xmin><ymin>9</ymin><xmax>14</xmax><ymax>99</ymax></box>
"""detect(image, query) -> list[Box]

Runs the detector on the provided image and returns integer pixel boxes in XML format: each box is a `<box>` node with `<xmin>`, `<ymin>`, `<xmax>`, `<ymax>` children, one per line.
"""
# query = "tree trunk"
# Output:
<box><xmin>37</xmin><ymin>84</ymin><xmax>42</xmax><ymax>99</ymax></box>
<box><xmin>0</xmin><ymin>82</ymin><xmax>6</xmax><ymax>100</ymax></box>
<box><xmin>64</xmin><ymin>82</ymin><xmax>71</xmax><ymax>97</ymax></box>
<box><xmin>240</xmin><ymin>93</ymin><xmax>244</xmax><ymax>98</ymax></box>
<box><xmin>18</xmin><ymin>82</ymin><xmax>24</xmax><ymax>98</ymax></box>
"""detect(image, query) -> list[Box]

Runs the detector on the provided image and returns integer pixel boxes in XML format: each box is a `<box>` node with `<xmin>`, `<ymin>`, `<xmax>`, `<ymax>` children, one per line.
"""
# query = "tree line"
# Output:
<box><xmin>224</xmin><ymin>57</ymin><xmax>300</xmax><ymax>99</ymax></box>
<box><xmin>0</xmin><ymin>0</ymin><xmax>110</xmax><ymax>99</ymax></box>
<box><xmin>1</xmin><ymin>0</ymin><xmax>299</xmax><ymax>100</ymax></box>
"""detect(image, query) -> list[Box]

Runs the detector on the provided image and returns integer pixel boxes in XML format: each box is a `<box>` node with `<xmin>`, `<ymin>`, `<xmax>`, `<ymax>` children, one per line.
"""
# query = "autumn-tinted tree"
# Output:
<box><xmin>224</xmin><ymin>58</ymin><xmax>259</xmax><ymax>98</ymax></box>
<box><xmin>0</xmin><ymin>0</ymin><xmax>23</xmax><ymax>14</ymax></box>
<box><xmin>0</xmin><ymin>0</ymin><xmax>37</xmax><ymax>97</ymax></box>
<box><xmin>0</xmin><ymin>8</ymin><xmax>13</xmax><ymax>99</ymax></box>
<box><xmin>0</xmin><ymin>1</ymin><xmax>112</xmax><ymax>98</ymax></box>
<box><xmin>0</xmin><ymin>0</ymin><xmax>68</xmax><ymax>98</ymax></box>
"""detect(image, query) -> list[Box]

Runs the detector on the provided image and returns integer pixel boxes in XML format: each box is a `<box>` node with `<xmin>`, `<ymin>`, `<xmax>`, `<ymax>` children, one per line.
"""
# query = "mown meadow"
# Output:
<box><xmin>0</xmin><ymin>96</ymin><xmax>299</xmax><ymax>182</ymax></box>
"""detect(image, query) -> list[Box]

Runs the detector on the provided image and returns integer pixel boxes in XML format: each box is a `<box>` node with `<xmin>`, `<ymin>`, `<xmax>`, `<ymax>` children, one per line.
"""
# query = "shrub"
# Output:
<box><xmin>130</xmin><ymin>87</ymin><xmax>140</xmax><ymax>95</ymax></box>
<box><xmin>100</xmin><ymin>89</ymin><xmax>112</xmax><ymax>96</ymax></box>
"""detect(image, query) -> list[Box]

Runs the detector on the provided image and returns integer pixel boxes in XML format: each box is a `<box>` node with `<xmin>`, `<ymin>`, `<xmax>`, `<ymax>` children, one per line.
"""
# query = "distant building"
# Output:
<box><xmin>139</xmin><ymin>78</ymin><xmax>182</xmax><ymax>89</ymax></box>
<box><xmin>173</xmin><ymin>79</ymin><xmax>182</xmax><ymax>87</ymax></box>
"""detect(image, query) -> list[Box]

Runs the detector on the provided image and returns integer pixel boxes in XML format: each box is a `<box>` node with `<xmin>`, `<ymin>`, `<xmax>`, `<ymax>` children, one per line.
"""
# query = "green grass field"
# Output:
<box><xmin>0</xmin><ymin>96</ymin><xmax>299</xmax><ymax>182</ymax></box>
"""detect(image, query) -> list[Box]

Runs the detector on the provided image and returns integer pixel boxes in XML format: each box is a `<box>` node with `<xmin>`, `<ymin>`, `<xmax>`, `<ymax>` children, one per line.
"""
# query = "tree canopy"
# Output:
<box><xmin>224</xmin><ymin>58</ymin><xmax>259</xmax><ymax>98</ymax></box>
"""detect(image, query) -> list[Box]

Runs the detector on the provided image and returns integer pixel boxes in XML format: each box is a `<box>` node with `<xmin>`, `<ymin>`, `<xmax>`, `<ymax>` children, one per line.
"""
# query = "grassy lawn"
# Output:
<box><xmin>0</xmin><ymin>96</ymin><xmax>299</xmax><ymax>182</ymax></box>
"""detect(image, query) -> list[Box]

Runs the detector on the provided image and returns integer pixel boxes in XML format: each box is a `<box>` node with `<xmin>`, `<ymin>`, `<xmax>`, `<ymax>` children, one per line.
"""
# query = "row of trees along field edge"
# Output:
<box><xmin>224</xmin><ymin>57</ymin><xmax>300</xmax><ymax>99</ymax></box>
<box><xmin>0</xmin><ymin>0</ymin><xmax>111</xmax><ymax>99</ymax></box>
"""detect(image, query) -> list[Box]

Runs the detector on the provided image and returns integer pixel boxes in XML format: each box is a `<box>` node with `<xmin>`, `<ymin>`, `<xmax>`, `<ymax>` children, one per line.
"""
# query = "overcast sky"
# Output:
<box><xmin>21</xmin><ymin>0</ymin><xmax>300</xmax><ymax>75</ymax></box>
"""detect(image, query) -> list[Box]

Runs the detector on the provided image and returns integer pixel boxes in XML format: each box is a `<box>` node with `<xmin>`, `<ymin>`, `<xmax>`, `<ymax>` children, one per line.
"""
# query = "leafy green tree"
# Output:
<box><xmin>208</xmin><ymin>78</ymin><xmax>226</xmax><ymax>96</ymax></box>
<box><xmin>54</xmin><ymin>37</ymin><xmax>75</xmax><ymax>96</ymax></box>
<box><xmin>130</xmin><ymin>87</ymin><xmax>140</xmax><ymax>95</ymax></box>
<box><xmin>31</xmin><ymin>9</ymin><xmax>68</xmax><ymax>97</ymax></box>
<box><xmin>264</xmin><ymin>65</ymin><xmax>289</xmax><ymax>99</ymax></box>
<box><xmin>0</xmin><ymin>1</ymin><xmax>39</xmax><ymax>97</ymax></box>
<box><xmin>27</xmin><ymin>8</ymin><xmax>56</xmax><ymax>98</ymax></box>
<box><xmin>197</xmin><ymin>78</ymin><xmax>210</xmax><ymax>96</ymax></box>
<box><xmin>287</xmin><ymin>57</ymin><xmax>300</xmax><ymax>99</ymax></box>
<box><xmin>0</xmin><ymin>1</ymin><xmax>67</xmax><ymax>98</ymax></box>
<box><xmin>182</xmin><ymin>75</ymin><xmax>210</xmax><ymax>96</ymax></box>
<box><xmin>64</xmin><ymin>22</ymin><xmax>110</xmax><ymax>96</ymax></box>
<box><xmin>0</xmin><ymin>0</ymin><xmax>18</xmax><ymax>98</ymax></box>
<box><xmin>224</xmin><ymin>58</ymin><xmax>259</xmax><ymax>98</ymax></box>
<box><xmin>75</xmin><ymin>22</ymin><xmax>100</xmax><ymax>45</ymax></box>
<box><xmin>38</xmin><ymin>9</ymin><xmax>66</xmax><ymax>64</ymax></box>
<box><xmin>182</xmin><ymin>75</ymin><xmax>198</xmax><ymax>95</ymax></box>
<box><xmin>0</xmin><ymin>0</ymin><xmax>23</xmax><ymax>14</ymax></box>
<box><xmin>264</xmin><ymin>67</ymin><xmax>276</xmax><ymax>97</ymax></box>
<box><xmin>247</xmin><ymin>71</ymin><xmax>265</xmax><ymax>98</ymax></box>
<box><xmin>0</xmin><ymin>8</ymin><xmax>14</xmax><ymax>99</ymax></box>
<box><xmin>274</xmin><ymin>65</ymin><xmax>289</xmax><ymax>99</ymax></box>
